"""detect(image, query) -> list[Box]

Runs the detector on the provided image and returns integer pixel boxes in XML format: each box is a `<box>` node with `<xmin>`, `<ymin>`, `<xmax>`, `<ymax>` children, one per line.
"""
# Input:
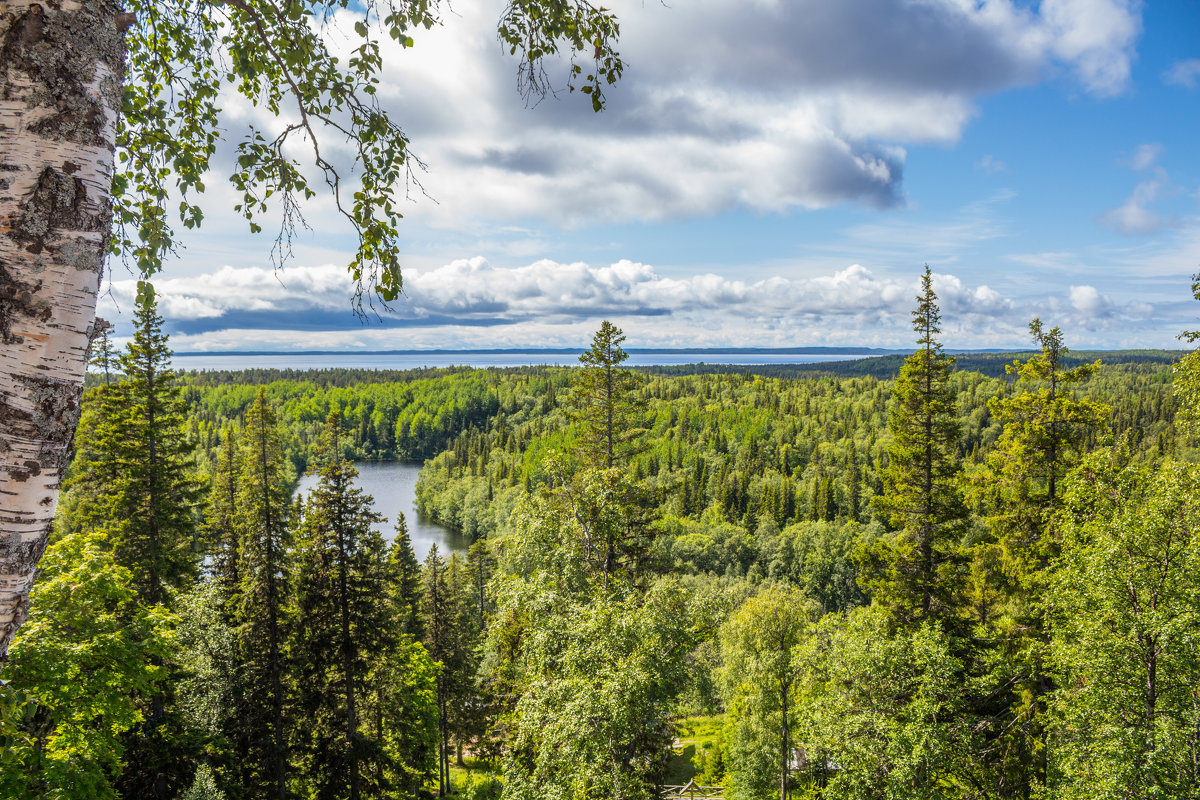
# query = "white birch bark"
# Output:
<box><xmin>0</xmin><ymin>0</ymin><xmax>125</xmax><ymax>659</ymax></box>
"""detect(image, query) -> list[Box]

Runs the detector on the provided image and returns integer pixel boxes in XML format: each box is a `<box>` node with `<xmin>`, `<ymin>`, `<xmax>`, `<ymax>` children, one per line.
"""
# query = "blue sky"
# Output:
<box><xmin>103</xmin><ymin>0</ymin><xmax>1200</xmax><ymax>352</ymax></box>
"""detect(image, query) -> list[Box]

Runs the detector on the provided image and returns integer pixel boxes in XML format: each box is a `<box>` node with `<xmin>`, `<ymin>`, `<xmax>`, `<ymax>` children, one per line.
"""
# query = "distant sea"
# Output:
<box><xmin>171</xmin><ymin>348</ymin><xmax>901</xmax><ymax>372</ymax></box>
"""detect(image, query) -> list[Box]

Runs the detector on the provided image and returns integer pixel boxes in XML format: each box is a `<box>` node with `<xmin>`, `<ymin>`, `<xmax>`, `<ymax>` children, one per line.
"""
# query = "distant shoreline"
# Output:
<box><xmin>173</xmin><ymin>346</ymin><xmax>910</xmax><ymax>357</ymax></box>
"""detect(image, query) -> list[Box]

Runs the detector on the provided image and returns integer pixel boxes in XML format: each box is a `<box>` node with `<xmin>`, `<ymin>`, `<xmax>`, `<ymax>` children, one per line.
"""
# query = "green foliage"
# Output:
<box><xmin>66</xmin><ymin>281</ymin><xmax>203</xmax><ymax>605</ymax></box>
<box><xmin>865</xmin><ymin>267</ymin><xmax>968</xmax><ymax>631</ymax></box>
<box><xmin>568</xmin><ymin>321</ymin><xmax>647</xmax><ymax>471</ymax></box>
<box><xmin>720</xmin><ymin>587</ymin><xmax>816</xmax><ymax>800</ymax></box>
<box><xmin>798</xmin><ymin>606</ymin><xmax>969</xmax><ymax>800</ymax></box>
<box><xmin>289</xmin><ymin>413</ymin><xmax>390</xmax><ymax>799</ymax></box>
<box><xmin>234</xmin><ymin>389</ymin><xmax>293</xmax><ymax>799</ymax></box>
<box><xmin>116</xmin><ymin>0</ymin><xmax>622</xmax><ymax>302</ymax></box>
<box><xmin>2</xmin><ymin>532</ymin><xmax>175</xmax><ymax>800</ymax></box>
<box><xmin>1048</xmin><ymin>451</ymin><xmax>1200</xmax><ymax>798</ymax></box>
<box><xmin>371</xmin><ymin>636</ymin><xmax>440</xmax><ymax>798</ymax></box>
<box><xmin>498</xmin><ymin>580</ymin><xmax>698</xmax><ymax>800</ymax></box>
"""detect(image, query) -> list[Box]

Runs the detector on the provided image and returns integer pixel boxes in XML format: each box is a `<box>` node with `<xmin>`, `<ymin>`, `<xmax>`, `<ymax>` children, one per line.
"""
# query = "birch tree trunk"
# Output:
<box><xmin>0</xmin><ymin>0</ymin><xmax>125</xmax><ymax>659</ymax></box>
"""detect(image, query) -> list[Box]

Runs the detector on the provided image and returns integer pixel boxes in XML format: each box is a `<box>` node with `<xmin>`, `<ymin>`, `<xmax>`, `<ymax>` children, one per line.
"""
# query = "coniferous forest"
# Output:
<box><xmin>3</xmin><ymin>271</ymin><xmax>1200</xmax><ymax>800</ymax></box>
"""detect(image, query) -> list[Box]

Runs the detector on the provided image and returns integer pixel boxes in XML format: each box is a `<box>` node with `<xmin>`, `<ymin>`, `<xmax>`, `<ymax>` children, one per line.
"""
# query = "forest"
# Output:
<box><xmin>2</xmin><ymin>270</ymin><xmax>1199</xmax><ymax>800</ymax></box>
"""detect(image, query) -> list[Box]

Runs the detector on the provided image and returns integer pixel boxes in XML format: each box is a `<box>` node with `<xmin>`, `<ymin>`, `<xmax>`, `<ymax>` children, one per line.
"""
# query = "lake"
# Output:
<box><xmin>295</xmin><ymin>461</ymin><xmax>469</xmax><ymax>560</ymax></box>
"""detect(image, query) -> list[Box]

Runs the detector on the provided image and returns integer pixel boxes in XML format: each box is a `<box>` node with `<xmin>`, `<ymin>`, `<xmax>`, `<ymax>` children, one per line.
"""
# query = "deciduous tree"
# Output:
<box><xmin>720</xmin><ymin>587</ymin><xmax>816</xmax><ymax>800</ymax></box>
<box><xmin>1048</xmin><ymin>451</ymin><xmax>1200</xmax><ymax>798</ymax></box>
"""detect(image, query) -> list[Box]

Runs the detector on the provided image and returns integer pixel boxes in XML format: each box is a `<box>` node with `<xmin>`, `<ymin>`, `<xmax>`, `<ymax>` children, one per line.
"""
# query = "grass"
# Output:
<box><xmin>667</xmin><ymin>714</ymin><xmax>726</xmax><ymax>785</ymax></box>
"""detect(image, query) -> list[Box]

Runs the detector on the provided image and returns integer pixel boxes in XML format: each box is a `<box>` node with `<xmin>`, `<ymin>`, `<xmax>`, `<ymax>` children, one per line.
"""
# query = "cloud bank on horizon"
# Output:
<box><xmin>100</xmin><ymin>259</ymin><xmax>1173</xmax><ymax>352</ymax></box>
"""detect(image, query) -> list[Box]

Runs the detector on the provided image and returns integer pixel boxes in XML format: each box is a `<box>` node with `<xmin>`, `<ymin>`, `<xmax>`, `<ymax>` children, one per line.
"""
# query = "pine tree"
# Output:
<box><xmin>235</xmin><ymin>389</ymin><xmax>292</xmax><ymax>800</ymax></box>
<box><xmin>865</xmin><ymin>266</ymin><xmax>967</xmax><ymax>630</ymax></box>
<box><xmin>290</xmin><ymin>412</ymin><xmax>389</xmax><ymax>800</ymax></box>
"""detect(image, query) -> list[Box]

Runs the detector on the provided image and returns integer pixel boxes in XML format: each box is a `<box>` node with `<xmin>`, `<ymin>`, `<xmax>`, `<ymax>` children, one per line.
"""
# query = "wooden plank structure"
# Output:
<box><xmin>660</xmin><ymin>779</ymin><xmax>725</xmax><ymax>799</ymax></box>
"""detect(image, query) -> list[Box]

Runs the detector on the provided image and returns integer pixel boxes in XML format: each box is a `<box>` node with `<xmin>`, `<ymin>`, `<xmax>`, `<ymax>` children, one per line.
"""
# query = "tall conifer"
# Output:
<box><xmin>866</xmin><ymin>266</ymin><xmax>967</xmax><ymax>630</ymax></box>
<box><xmin>290</xmin><ymin>412</ymin><xmax>388</xmax><ymax>800</ymax></box>
<box><xmin>567</xmin><ymin>320</ymin><xmax>646</xmax><ymax>471</ymax></box>
<box><xmin>236</xmin><ymin>389</ymin><xmax>292</xmax><ymax>800</ymax></box>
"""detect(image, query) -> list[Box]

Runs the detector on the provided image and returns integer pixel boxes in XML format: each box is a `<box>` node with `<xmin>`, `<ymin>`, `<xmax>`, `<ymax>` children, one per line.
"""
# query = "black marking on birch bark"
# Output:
<box><xmin>0</xmin><ymin>260</ymin><xmax>45</xmax><ymax>344</ymax></box>
<box><xmin>11</xmin><ymin>166</ymin><xmax>104</xmax><ymax>251</ymax></box>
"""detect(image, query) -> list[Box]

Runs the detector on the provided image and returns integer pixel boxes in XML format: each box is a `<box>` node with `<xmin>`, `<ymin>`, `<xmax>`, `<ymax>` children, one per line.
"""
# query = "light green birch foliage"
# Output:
<box><xmin>719</xmin><ymin>587</ymin><xmax>816</xmax><ymax>800</ymax></box>
<box><xmin>2</xmin><ymin>532</ymin><xmax>175</xmax><ymax>800</ymax></box>
<box><xmin>797</xmin><ymin>606</ymin><xmax>968</xmax><ymax>800</ymax></box>
<box><xmin>1048</xmin><ymin>451</ymin><xmax>1200</xmax><ymax>799</ymax></box>
<box><xmin>116</xmin><ymin>0</ymin><xmax>625</xmax><ymax>306</ymax></box>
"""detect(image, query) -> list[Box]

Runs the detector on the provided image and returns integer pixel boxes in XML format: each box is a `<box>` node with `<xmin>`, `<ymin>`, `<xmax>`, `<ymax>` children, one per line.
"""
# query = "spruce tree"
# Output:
<box><xmin>66</xmin><ymin>281</ymin><xmax>201</xmax><ymax>604</ymax></box>
<box><xmin>970</xmin><ymin>320</ymin><xmax>1109</xmax><ymax>794</ymax></box>
<box><xmin>420</xmin><ymin>544</ymin><xmax>462</xmax><ymax>797</ymax></box>
<box><xmin>387</xmin><ymin>514</ymin><xmax>424</xmax><ymax>639</ymax></box>
<box><xmin>235</xmin><ymin>389</ymin><xmax>292</xmax><ymax>800</ymax></box>
<box><xmin>206</xmin><ymin>423</ymin><xmax>242</xmax><ymax>620</ymax></box>
<box><xmin>290</xmin><ymin>412</ymin><xmax>388</xmax><ymax>800</ymax></box>
<box><xmin>59</xmin><ymin>281</ymin><xmax>203</xmax><ymax>799</ymax></box>
<box><xmin>567</xmin><ymin>320</ymin><xmax>646</xmax><ymax>471</ymax></box>
<box><xmin>865</xmin><ymin>266</ymin><xmax>967</xmax><ymax>630</ymax></box>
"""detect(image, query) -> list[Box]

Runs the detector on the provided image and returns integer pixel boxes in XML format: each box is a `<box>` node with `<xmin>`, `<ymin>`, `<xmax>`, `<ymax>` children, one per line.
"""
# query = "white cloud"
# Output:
<box><xmin>1100</xmin><ymin>145</ymin><xmax>1180</xmax><ymax>235</ymax></box>
<box><xmin>115</xmin><ymin>260</ymin><xmax>1021</xmax><ymax>328</ymax></box>
<box><xmin>105</xmin><ymin>254</ymin><xmax>1189</xmax><ymax>350</ymax></box>
<box><xmin>1126</xmin><ymin>143</ymin><xmax>1163</xmax><ymax>170</ymax></box>
<box><xmin>214</xmin><ymin>0</ymin><xmax>1144</xmax><ymax>228</ymax></box>
<box><xmin>1041</xmin><ymin>0</ymin><xmax>1142</xmax><ymax>96</ymax></box>
<box><xmin>1165</xmin><ymin>58</ymin><xmax>1200</xmax><ymax>89</ymax></box>
<box><xmin>1099</xmin><ymin>177</ymin><xmax>1177</xmax><ymax>234</ymax></box>
<box><xmin>1069</xmin><ymin>284</ymin><xmax>1116</xmax><ymax>317</ymax></box>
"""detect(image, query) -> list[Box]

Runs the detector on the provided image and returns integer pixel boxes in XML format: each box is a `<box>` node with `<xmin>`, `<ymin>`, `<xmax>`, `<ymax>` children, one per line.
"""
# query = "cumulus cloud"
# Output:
<box><xmin>218</xmin><ymin>0</ymin><xmax>1143</xmax><ymax>228</ymax></box>
<box><xmin>101</xmin><ymin>259</ymin><xmax>1035</xmax><ymax>352</ymax></box>
<box><xmin>98</xmin><ymin>254</ymin><xmax>1189</xmax><ymax>350</ymax></box>
<box><xmin>1069</xmin><ymin>284</ymin><xmax>1116</xmax><ymax>317</ymax></box>
<box><xmin>1164</xmin><ymin>59</ymin><xmax>1200</xmax><ymax>89</ymax></box>
<box><xmin>106</xmin><ymin>260</ymin><xmax>1018</xmax><ymax>328</ymax></box>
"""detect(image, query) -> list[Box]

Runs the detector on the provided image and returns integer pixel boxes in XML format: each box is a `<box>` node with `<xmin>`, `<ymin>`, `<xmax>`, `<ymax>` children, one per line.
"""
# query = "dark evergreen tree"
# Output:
<box><xmin>420</xmin><ymin>544</ymin><xmax>464</xmax><ymax>797</ymax></box>
<box><xmin>61</xmin><ymin>282</ymin><xmax>203</xmax><ymax>800</ymax></box>
<box><xmin>864</xmin><ymin>266</ymin><xmax>967</xmax><ymax>631</ymax></box>
<box><xmin>206</xmin><ymin>423</ymin><xmax>242</xmax><ymax>620</ymax></box>
<box><xmin>387</xmin><ymin>514</ymin><xmax>424</xmax><ymax>639</ymax></box>
<box><xmin>969</xmin><ymin>320</ymin><xmax>1110</xmax><ymax>795</ymax></box>
<box><xmin>465</xmin><ymin>539</ymin><xmax>496</xmax><ymax>633</ymax></box>
<box><xmin>290</xmin><ymin>412</ymin><xmax>388</xmax><ymax>800</ymax></box>
<box><xmin>68</xmin><ymin>281</ymin><xmax>202</xmax><ymax>604</ymax></box>
<box><xmin>235</xmin><ymin>389</ymin><xmax>292</xmax><ymax>800</ymax></box>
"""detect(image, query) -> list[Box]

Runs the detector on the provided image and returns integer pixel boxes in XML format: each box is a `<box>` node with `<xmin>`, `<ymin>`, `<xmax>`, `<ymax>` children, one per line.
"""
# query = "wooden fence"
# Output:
<box><xmin>660</xmin><ymin>779</ymin><xmax>725</xmax><ymax>799</ymax></box>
